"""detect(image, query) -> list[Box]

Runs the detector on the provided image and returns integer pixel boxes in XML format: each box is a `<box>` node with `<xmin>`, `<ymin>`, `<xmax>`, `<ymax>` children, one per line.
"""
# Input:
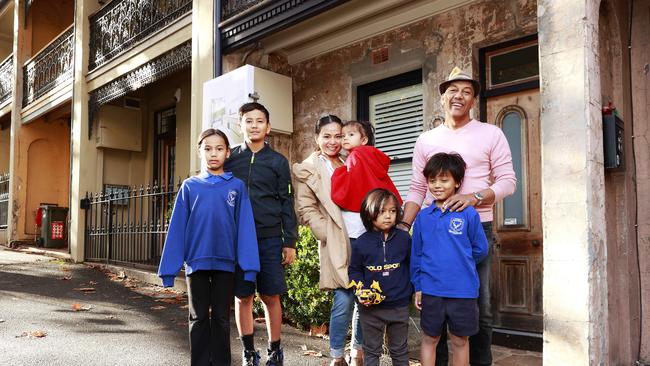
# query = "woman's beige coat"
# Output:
<box><xmin>293</xmin><ymin>151</ymin><xmax>350</xmax><ymax>291</ymax></box>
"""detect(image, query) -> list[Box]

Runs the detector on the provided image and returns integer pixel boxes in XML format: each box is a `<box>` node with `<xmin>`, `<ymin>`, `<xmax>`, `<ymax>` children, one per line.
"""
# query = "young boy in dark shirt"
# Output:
<box><xmin>225</xmin><ymin>102</ymin><xmax>298</xmax><ymax>366</ymax></box>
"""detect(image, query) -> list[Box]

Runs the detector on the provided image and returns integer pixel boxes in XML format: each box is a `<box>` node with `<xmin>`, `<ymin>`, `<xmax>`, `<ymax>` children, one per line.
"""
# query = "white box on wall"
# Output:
<box><xmin>202</xmin><ymin>64</ymin><xmax>293</xmax><ymax>147</ymax></box>
<box><xmin>96</xmin><ymin>104</ymin><xmax>142</xmax><ymax>151</ymax></box>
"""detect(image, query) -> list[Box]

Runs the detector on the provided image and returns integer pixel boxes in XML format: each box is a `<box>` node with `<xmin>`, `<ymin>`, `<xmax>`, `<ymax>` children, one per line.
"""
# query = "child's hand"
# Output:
<box><xmin>414</xmin><ymin>291</ymin><xmax>422</xmax><ymax>310</ymax></box>
<box><xmin>282</xmin><ymin>247</ymin><xmax>296</xmax><ymax>266</ymax></box>
<box><xmin>357</xmin><ymin>296</ymin><xmax>372</xmax><ymax>307</ymax></box>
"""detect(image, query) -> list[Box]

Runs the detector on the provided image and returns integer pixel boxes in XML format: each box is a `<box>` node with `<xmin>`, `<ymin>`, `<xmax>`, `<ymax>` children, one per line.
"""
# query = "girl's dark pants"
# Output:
<box><xmin>187</xmin><ymin>270</ymin><xmax>234</xmax><ymax>366</ymax></box>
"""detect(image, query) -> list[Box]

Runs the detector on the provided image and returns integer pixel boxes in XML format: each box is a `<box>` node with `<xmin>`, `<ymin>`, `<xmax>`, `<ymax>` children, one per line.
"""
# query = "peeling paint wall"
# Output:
<box><xmin>289</xmin><ymin>0</ymin><xmax>537</xmax><ymax>162</ymax></box>
<box><xmin>599</xmin><ymin>0</ymin><xmax>642</xmax><ymax>363</ymax></box>
<box><xmin>631</xmin><ymin>0</ymin><xmax>650</xmax><ymax>361</ymax></box>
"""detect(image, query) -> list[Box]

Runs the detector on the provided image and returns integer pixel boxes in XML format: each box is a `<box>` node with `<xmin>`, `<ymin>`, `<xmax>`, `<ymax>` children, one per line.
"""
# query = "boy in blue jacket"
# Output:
<box><xmin>411</xmin><ymin>152</ymin><xmax>488</xmax><ymax>366</ymax></box>
<box><xmin>158</xmin><ymin>128</ymin><xmax>260</xmax><ymax>366</ymax></box>
<box><xmin>348</xmin><ymin>188</ymin><xmax>412</xmax><ymax>366</ymax></box>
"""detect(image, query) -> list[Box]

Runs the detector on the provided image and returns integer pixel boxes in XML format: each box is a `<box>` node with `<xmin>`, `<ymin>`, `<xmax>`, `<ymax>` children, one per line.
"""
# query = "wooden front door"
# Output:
<box><xmin>486</xmin><ymin>88</ymin><xmax>542</xmax><ymax>332</ymax></box>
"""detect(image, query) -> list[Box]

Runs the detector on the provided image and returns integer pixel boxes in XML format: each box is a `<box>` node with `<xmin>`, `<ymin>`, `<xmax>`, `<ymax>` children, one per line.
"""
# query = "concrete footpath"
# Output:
<box><xmin>0</xmin><ymin>246</ymin><xmax>541</xmax><ymax>365</ymax></box>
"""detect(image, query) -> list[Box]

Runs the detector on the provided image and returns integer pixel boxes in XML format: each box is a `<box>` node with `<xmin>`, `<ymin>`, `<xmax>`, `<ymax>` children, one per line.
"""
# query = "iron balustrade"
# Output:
<box><xmin>0</xmin><ymin>54</ymin><xmax>12</xmax><ymax>105</ymax></box>
<box><xmin>0</xmin><ymin>173</ymin><xmax>9</xmax><ymax>229</ymax></box>
<box><xmin>83</xmin><ymin>179</ymin><xmax>180</xmax><ymax>268</ymax></box>
<box><xmin>88</xmin><ymin>0</ymin><xmax>192</xmax><ymax>71</ymax></box>
<box><xmin>22</xmin><ymin>26</ymin><xmax>74</xmax><ymax>107</ymax></box>
<box><xmin>222</xmin><ymin>0</ymin><xmax>266</xmax><ymax>20</ymax></box>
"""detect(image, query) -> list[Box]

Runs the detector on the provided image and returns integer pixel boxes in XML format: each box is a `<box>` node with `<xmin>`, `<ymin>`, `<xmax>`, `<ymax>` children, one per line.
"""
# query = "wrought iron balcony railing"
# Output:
<box><xmin>89</xmin><ymin>0</ymin><xmax>192</xmax><ymax>71</ymax></box>
<box><xmin>0</xmin><ymin>54</ymin><xmax>12</xmax><ymax>105</ymax></box>
<box><xmin>22</xmin><ymin>26</ymin><xmax>74</xmax><ymax>107</ymax></box>
<box><xmin>0</xmin><ymin>173</ymin><xmax>9</xmax><ymax>229</ymax></box>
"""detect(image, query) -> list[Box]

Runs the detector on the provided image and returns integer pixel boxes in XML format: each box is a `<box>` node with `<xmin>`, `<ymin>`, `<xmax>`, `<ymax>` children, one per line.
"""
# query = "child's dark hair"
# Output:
<box><xmin>360</xmin><ymin>188</ymin><xmax>402</xmax><ymax>232</ymax></box>
<box><xmin>197</xmin><ymin>128</ymin><xmax>230</xmax><ymax>148</ymax></box>
<box><xmin>343</xmin><ymin>120</ymin><xmax>375</xmax><ymax>146</ymax></box>
<box><xmin>422</xmin><ymin>152</ymin><xmax>466</xmax><ymax>184</ymax></box>
<box><xmin>315</xmin><ymin>114</ymin><xmax>343</xmax><ymax>134</ymax></box>
<box><xmin>239</xmin><ymin>102</ymin><xmax>270</xmax><ymax>122</ymax></box>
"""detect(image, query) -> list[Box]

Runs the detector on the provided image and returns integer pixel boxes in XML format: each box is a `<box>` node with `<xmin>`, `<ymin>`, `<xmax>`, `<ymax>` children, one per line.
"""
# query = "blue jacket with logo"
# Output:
<box><xmin>348</xmin><ymin>228</ymin><xmax>413</xmax><ymax>308</ymax></box>
<box><xmin>158</xmin><ymin>171</ymin><xmax>260</xmax><ymax>287</ymax></box>
<box><xmin>410</xmin><ymin>205</ymin><xmax>488</xmax><ymax>298</ymax></box>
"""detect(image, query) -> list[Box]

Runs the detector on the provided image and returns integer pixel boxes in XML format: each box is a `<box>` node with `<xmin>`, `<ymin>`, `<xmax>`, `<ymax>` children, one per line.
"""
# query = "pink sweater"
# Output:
<box><xmin>405</xmin><ymin>120</ymin><xmax>516</xmax><ymax>222</ymax></box>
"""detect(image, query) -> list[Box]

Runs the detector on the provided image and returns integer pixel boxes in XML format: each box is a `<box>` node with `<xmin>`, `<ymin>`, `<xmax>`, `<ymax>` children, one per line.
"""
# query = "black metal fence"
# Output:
<box><xmin>83</xmin><ymin>179</ymin><xmax>180</xmax><ymax>268</ymax></box>
<box><xmin>0</xmin><ymin>173</ymin><xmax>8</xmax><ymax>229</ymax></box>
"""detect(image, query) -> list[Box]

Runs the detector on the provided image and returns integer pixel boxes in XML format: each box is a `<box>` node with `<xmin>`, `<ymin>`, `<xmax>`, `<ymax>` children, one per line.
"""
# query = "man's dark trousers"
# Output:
<box><xmin>435</xmin><ymin>222</ymin><xmax>494</xmax><ymax>366</ymax></box>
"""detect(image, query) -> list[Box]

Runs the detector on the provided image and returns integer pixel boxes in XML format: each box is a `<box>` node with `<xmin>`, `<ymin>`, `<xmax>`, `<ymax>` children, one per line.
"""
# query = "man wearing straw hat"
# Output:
<box><xmin>399</xmin><ymin>67</ymin><xmax>516</xmax><ymax>366</ymax></box>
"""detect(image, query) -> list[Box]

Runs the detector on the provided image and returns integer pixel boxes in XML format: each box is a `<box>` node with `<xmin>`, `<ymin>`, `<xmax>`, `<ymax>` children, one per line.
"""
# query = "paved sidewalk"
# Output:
<box><xmin>0</xmin><ymin>246</ymin><xmax>540</xmax><ymax>365</ymax></box>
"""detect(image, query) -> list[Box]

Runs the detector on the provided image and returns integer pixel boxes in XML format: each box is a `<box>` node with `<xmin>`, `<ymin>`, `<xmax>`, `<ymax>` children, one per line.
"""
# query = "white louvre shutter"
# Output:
<box><xmin>369</xmin><ymin>84</ymin><xmax>423</xmax><ymax>199</ymax></box>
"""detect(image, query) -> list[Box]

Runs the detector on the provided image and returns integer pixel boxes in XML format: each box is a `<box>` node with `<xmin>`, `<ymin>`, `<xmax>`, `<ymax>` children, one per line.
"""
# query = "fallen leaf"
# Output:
<box><xmin>150</xmin><ymin>305</ymin><xmax>166</xmax><ymax>310</ymax></box>
<box><xmin>302</xmin><ymin>350</ymin><xmax>323</xmax><ymax>357</ymax></box>
<box><xmin>300</xmin><ymin>344</ymin><xmax>308</xmax><ymax>351</ymax></box>
<box><xmin>309</xmin><ymin>323</ymin><xmax>328</xmax><ymax>337</ymax></box>
<box><xmin>59</xmin><ymin>267</ymin><xmax>71</xmax><ymax>272</ymax></box>
<box><xmin>17</xmin><ymin>330</ymin><xmax>47</xmax><ymax>338</ymax></box>
<box><xmin>0</xmin><ymin>319</ymin><xmax>5</xmax><ymax>323</ymax></box>
<box><xmin>179</xmin><ymin>305</ymin><xmax>189</xmax><ymax>309</ymax></box>
<box><xmin>88</xmin><ymin>281</ymin><xmax>98</xmax><ymax>285</ymax></box>
<box><xmin>129</xmin><ymin>296</ymin><xmax>143</xmax><ymax>299</ymax></box>
<box><xmin>73</xmin><ymin>287</ymin><xmax>96</xmax><ymax>293</ymax></box>
<box><xmin>71</xmin><ymin>303</ymin><xmax>92</xmax><ymax>312</ymax></box>
<box><xmin>59</xmin><ymin>276</ymin><xmax>72</xmax><ymax>281</ymax></box>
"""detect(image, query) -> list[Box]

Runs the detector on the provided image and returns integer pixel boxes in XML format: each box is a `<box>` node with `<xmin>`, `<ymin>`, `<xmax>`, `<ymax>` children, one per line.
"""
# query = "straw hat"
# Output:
<box><xmin>439</xmin><ymin>67</ymin><xmax>481</xmax><ymax>96</ymax></box>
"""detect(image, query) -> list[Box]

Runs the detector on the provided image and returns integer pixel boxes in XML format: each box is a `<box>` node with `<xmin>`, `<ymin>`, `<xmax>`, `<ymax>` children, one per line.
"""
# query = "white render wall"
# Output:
<box><xmin>538</xmin><ymin>0</ymin><xmax>609</xmax><ymax>364</ymax></box>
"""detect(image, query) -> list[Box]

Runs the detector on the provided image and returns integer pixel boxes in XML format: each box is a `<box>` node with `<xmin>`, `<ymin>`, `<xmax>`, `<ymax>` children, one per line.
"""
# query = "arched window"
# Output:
<box><xmin>497</xmin><ymin>107</ymin><xmax>528</xmax><ymax>229</ymax></box>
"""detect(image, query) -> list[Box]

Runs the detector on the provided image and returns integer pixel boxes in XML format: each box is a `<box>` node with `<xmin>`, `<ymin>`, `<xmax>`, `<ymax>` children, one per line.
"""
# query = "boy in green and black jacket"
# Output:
<box><xmin>225</xmin><ymin>102</ymin><xmax>297</xmax><ymax>366</ymax></box>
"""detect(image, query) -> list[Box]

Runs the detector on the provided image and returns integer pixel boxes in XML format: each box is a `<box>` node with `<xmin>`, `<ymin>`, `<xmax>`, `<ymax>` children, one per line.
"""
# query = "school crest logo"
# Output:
<box><xmin>227</xmin><ymin>190</ymin><xmax>237</xmax><ymax>207</ymax></box>
<box><xmin>448</xmin><ymin>218</ymin><xmax>464</xmax><ymax>235</ymax></box>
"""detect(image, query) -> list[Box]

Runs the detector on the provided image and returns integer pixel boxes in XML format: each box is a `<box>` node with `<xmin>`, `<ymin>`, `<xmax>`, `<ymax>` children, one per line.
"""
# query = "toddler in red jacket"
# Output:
<box><xmin>331</xmin><ymin>120</ymin><xmax>402</xmax><ymax>212</ymax></box>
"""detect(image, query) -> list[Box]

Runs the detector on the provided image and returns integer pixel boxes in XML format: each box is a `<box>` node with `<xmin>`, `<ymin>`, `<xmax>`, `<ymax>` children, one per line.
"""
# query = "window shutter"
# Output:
<box><xmin>369</xmin><ymin>84</ymin><xmax>423</xmax><ymax>198</ymax></box>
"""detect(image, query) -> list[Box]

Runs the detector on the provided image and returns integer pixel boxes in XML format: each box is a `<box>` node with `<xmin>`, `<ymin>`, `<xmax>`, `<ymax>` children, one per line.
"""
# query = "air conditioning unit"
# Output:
<box><xmin>96</xmin><ymin>104</ymin><xmax>142</xmax><ymax>151</ymax></box>
<box><xmin>202</xmin><ymin>64</ymin><xmax>293</xmax><ymax>147</ymax></box>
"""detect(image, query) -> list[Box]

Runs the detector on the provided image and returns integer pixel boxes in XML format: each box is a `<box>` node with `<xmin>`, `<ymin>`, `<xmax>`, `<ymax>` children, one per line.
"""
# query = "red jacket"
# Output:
<box><xmin>331</xmin><ymin>146</ymin><xmax>403</xmax><ymax>212</ymax></box>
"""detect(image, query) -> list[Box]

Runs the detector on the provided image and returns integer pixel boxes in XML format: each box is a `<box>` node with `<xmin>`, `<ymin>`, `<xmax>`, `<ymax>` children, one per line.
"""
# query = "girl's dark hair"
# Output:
<box><xmin>315</xmin><ymin>114</ymin><xmax>343</xmax><ymax>134</ymax></box>
<box><xmin>197</xmin><ymin>128</ymin><xmax>230</xmax><ymax>148</ymax></box>
<box><xmin>360</xmin><ymin>188</ymin><xmax>402</xmax><ymax>232</ymax></box>
<box><xmin>239</xmin><ymin>102</ymin><xmax>270</xmax><ymax>122</ymax></box>
<box><xmin>343</xmin><ymin>120</ymin><xmax>375</xmax><ymax>146</ymax></box>
<box><xmin>422</xmin><ymin>152</ymin><xmax>466</xmax><ymax>184</ymax></box>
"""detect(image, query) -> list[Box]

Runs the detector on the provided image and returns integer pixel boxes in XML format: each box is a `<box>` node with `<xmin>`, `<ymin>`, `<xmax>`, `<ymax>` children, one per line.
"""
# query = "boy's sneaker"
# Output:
<box><xmin>265</xmin><ymin>347</ymin><xmax>284</xmax><ymax>366</ymax></box>
<box><xmin>243</xmin><ymin>350</ymin><xmax>260</xmax><ymax>366</ymax></box>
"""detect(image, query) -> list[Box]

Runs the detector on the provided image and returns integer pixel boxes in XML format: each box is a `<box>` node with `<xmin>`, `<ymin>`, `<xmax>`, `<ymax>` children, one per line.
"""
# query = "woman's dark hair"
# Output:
<box><xmin>422</xmin><ymin>152</ymin><xmax>466</xmax><ymax>184</ymax></box>
<box><xmin>197</xmin><ymin>128</ymin><xmax>230</xmax><ymax>148</ymax></box>
<box><xmin>315</xmin><ymin>114</ymin><xmax>343</xmax><ymax>134</ymax></box>
<box><xmin>239</xmin><ymin>102</ymin><xmax>270</xmax><ymax>122</ymax></box>
<box><xmin>360</xmin><ymin>188</ymin><xmax>402</xmax><ymax>232</ymax></box>
<box><xmin>343</xmin><ymin>120</ymin><xmax>375</xmax><ymax>146</ymax></box>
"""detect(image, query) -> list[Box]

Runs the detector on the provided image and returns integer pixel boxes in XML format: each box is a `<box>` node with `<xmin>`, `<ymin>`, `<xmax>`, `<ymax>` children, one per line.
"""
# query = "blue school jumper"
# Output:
<box><xmin>158</xmin><ymin>171</ymin><xmax>260</xmax><ymax>287</ymax></box>
<box><xmin>410</xmin><ymin>205</ymin><xmax>488</xmax><ymax>298</ymax></box>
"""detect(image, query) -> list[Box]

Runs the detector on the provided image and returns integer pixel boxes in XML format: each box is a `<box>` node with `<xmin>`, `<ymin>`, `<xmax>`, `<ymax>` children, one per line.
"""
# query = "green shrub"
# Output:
<box><xmin>282</xmin><ymin>226</ymin><xmax>332</xmax><ymax>330</ymax></box>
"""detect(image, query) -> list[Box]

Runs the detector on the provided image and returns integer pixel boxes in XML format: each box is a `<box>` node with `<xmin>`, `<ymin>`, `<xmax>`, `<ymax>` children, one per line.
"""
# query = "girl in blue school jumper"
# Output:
<box><xmin>158</xmin><ymin>128</ymin><xmax>260</xmax><ymax>366</ymax></box>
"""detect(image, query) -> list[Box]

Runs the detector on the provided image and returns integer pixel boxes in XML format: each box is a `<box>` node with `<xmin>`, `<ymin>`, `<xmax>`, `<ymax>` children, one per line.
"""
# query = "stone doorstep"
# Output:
<box><xmin>9</xmin><ymin>243</ymin><xmax>72</xmax><ymax>261</ymax></box>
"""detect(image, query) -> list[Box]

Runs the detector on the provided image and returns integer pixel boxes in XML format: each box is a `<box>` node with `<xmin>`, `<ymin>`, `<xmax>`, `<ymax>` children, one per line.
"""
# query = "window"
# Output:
<box><xmin>358</xmin><ymin>70</ymin><xmax>423</xmax><ymax>198</ymax></box>
<box><xmin>497</xmin><ymin>108</ymin><xmax>528</xmax><ymax>228</ymax></box>
<box><xmin>479</xmin><ymin>35</ymin><xmax>539</xmax><ymax>99</ymax></box>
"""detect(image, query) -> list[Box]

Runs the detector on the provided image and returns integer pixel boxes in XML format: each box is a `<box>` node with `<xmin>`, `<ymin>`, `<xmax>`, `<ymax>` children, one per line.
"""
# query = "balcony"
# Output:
<box><xmin>0</xmin><ymin>54</ymin><xmax>12</xmax><ymax>106</ymax></box>
<box><xmin>220</xmin><ymin>0</ymin><xmax>347</xmax><ymax>52</ymax></box>
<box><xmin>88</xmin><ymin>0</ymin><xmax>192</xmax><ymax>71</ymax></box>
<box><xmin>22</xmin><ymin>26</ymin><xmax>74</xmax><ymax>107</ymax></box>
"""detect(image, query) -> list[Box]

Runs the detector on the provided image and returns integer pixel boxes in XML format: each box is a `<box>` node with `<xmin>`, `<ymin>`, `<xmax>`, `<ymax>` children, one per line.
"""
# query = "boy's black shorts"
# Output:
<box><xmin>420</xmin><ymin>294</ymin><xmax>479</xmax><ymax>337</ymax></box>
<box><xmin>234</xmin><ymin>236</ymin><xmax>287</xmax><ymax>297</ymax></box>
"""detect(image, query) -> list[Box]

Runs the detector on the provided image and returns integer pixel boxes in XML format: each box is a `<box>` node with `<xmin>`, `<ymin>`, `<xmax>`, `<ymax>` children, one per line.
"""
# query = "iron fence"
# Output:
<box><xmin>83</xmin><ymin>179</ymin><xmax>180</xmax><ymax>268</ymax></box>
<box><xmin>0</xmin><ymin>54</ymin><xmax>12</xmax><ymax>105</ymax></box>
<box><xmin>0</xmin><ymin>173</ymin><xmax>9</xmax><ymax>229</ymax></box>
<box><xmin>221</xmin><ymin>0</ymin><xmax>265</xmax><ymax>20</ymax></box>
<box><xmin>88</xmin><ymin>0</ymin><xmax>192</xmax><ymax>70</ymax></box>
